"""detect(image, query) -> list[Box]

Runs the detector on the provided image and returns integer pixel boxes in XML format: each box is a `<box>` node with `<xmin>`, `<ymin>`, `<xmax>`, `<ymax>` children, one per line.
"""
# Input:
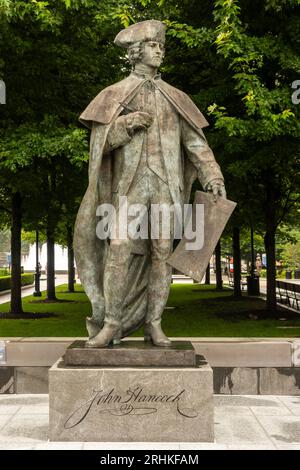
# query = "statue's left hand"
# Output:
<box><xmin>206</xmin><ymin>179</ymin><xmax>227</xmax><ymax>202</ymax></box>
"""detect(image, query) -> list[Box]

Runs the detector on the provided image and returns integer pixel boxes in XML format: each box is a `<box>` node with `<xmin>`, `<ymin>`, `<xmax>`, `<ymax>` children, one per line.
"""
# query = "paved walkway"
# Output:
<box><xmin>0</xmin><ymin>275</ymin><xmax>68</xmax><ymax>305</ymax></box>
<box><xmin>1</xmin><ymin>274</ymin><xmax>298</xmax><ymax>305</ymax></box>
<box><xmin>0</xmin><ymin>394</ymin><xmax>299</xmax><ymax>450</ymax></box>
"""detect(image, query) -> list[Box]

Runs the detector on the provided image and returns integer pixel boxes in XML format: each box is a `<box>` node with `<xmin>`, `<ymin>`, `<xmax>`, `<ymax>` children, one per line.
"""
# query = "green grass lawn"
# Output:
<box><xmin>0</xmin><ymin>283</ymin><xmax>300</xmax><ymax>337</ymax></box>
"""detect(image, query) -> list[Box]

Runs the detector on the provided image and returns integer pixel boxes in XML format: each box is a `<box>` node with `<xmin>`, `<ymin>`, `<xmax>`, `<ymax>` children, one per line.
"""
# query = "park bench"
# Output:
<box><xmin>276</xmin><ymin>280</ymin><xmax>300</xmax><ymax>311</ymax></box>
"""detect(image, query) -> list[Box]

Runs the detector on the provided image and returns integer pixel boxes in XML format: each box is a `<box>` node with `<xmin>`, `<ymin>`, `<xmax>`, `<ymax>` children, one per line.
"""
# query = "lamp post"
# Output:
<box><xmin>33</xmin><ymin>230</ymin><xmax>41</xmax><ymax>297</ymax></box>
<box><xmin>247</xmin><ymin>227</ymin><xmax>260</xmax><ymax>295</ymax></box>
<box><xmin>250</xmin><ymin>227</ymin><xmax>255</xmax><ymax>278</ymax></box>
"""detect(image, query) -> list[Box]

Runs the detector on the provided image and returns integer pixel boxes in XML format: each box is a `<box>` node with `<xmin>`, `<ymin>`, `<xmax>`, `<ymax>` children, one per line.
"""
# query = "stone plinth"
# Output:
<box><xmin>49</xmin><ymin>355</ymin><xmax>214</xmax><ymax>442</ymax></box>
<box><xmin>64</xmin><ymin>340</ymin><xmax>196</xmax><ymax>367</ymax></box>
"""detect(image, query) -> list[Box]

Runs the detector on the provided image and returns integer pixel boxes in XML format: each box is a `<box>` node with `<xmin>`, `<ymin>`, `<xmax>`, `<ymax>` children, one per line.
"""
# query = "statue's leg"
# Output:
<box><xmin>145</xmin><ymin>239</ymin><xmax>173</xmax><ymax>346</ymax></box>
<box><xmin>86</xmin><ymin>238</ymin><xmax>132</xmax><ymax>348</ymax></box>
<box><xmin>103</xmin><ymin>239</ymin><xmax>133</xmax><ymax>325</ymax></box>
<box><xmin>86</xmin><ymin>176</ymin><xmax>150</xmax><ymax>348</ymax></box>
<box><xmin>144</xmin><ymin>174</ymin><xmax>174</xmax><ymax>347</ymax></box>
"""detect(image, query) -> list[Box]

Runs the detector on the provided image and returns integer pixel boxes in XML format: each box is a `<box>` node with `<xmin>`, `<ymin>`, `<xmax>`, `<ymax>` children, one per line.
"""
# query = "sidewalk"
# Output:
<box><xmin>0</xmin><ymin>394</ymin><xmax>299</xmax><ymax>450</ymax></box>
<box><xmin>0</xmin><ymin>275</ymin><xmax>68</xmax><ymax>305</ymax></box>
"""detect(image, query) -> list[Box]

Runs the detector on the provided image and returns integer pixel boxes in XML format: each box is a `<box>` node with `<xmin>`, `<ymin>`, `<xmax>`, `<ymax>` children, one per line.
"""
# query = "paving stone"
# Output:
<box><xmin>275</xmin><ymin>444</ymin><xmax>300</xmax><ymax>450</ymax></box>
<box><xmin>0</xmin><ymin>394</ymin><xmax>48</xmax><ymax>406</ymax></box>
<box><xmin>17</xmin><ymin>405</ymin><xmax>49</xmax><ymax>415</ymax></box>
<box><xmin>0</xmin><ymin>415</ymin><xmax>13</xmax><ymax>430</ymax></box>
<box><xmin>214</xmin><ymin>394</ymin><xmax>282</xmax><ymax>407</ymax></box>
<box><xmin>179</xmin><ymin>443</ymin><xmax>228</xmax><ymax>450</ymax></box>
<box><xmin>0</xmin><ymin>405</ymin><xmax>20</xmax><ymax>415</ymax></box>
<box><xmin>227</xmin><ymin>444</ymin><xmax>276</xmax><ymax>450</ymax></box>
<box><xmin>278</xmin><ymin>396</ymin><xmax>300</xmax><ymax>406</ymax></box>
<box><xmin>0</xmin><ymin>414</ymin><xmax>48</xmax><ymax>443</ymax></box>
<box><xmin>0</xmin><ymin>393</ymin><xmax>298</xmax><ymax>447</ymax></box>
<box><xmin>214</xmin><ymin>414</ymin><xmax>272</xmax><ymax>445</ymax></box>
<box><xmin>34</xmin><ymin>442</ymin><xmax>84</xmax><ymax>450</ymax></box>
<box><xmin>0</xmin><ymin>442</ymin><xmax>35</xmax><ymax>450</ymax></box>
<box><xmin>255</xmin><ymin>415</ymin><xmax>300</xmax><ymax>445</ymax></box>
<box><xmin>214</xmin><ymin>405</ymin><xmax>252</xmax><ymax>416</ymax></box>
<box><xmin>277</xmin><ymin>396</ymin><xmax>300</xmax><ymax>416</ymax></box>
<box><xmin>82</xmin><ymin>442</ymin><xmax>181</xmax><ymax>450</ymax></box>
<box><xmin>250</xmin><ymin>406</ymin><xmax>293</xmax><ymax>416</ymax></box>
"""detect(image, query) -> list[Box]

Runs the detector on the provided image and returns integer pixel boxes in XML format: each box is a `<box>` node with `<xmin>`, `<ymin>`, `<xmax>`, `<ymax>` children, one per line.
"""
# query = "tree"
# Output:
<box><xmin>1</xmin><ymin>0</ymin><xmax>299</xmax><ymax>314</ymax></box>
<box><xmin>0</xmin><ymin>0</ymin><xmax>118</xmax><ymax>307</ymax></box>
<box><xmin>208</xmin><ymin>0</ymin><xmax>300</xmax><ymax>311</ymax></box>
<box><xmin>215</xmin><ymin>239</ymin><xmax>223</xmax><ymax>290</ymax></box>
<box><xmin>280</xmin><ymin>227</ymin><xmax>300</xmax><ymax>269</ymax></box>
<box><xmin>0</xmin><ymin>119</ymin><xmax>88</xmax><ymax>309</ymax></box>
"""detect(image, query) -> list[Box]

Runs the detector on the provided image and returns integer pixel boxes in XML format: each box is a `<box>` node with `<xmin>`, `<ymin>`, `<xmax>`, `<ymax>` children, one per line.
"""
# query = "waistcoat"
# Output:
<box><xmin>129</xmin><ymin>79</ymin><xmax>167</xmax><ymax>183</ymax></box>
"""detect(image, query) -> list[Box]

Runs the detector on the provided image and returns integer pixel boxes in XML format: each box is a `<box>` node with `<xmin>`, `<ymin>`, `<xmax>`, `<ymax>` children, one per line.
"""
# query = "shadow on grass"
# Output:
<box><xmin>205</xmin><ymin>294</ymin><xmax>257</xmax><ymax>302</ymax></box>
<box><xmin>28</xmin><ymin>299</ymin><xmax>76</xmax><ymax>304</ymax></box>
<box><xmin>215</xmin><ymin>307</ymin><xmax>300</xmax><ymax>322</ymax></box>
<box><xmin>191</xmin><ymin>288</ymin><xmax>232</xmax><ymax>293</ymax></box>
<box><xmin>59</xmin><ymin>291</ymin><xmax>85</xmax><ymax>294</ymax></box>
<box><xmin>0</xmin><ymin>312</ymin><xmax>57</xmax><ymax>319</ymax></box>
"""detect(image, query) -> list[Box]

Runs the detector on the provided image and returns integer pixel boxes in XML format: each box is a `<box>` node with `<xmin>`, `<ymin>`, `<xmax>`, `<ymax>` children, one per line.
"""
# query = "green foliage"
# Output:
<box><xmin>0</xmin><ymin>273</ymin><xmax>34</xmax><ymax>291</ymax></box>
<box><xmin>0</xmin><ymin>229</ymin><xmax>10</xmax><ymax>252</ymax></box>
<box><xmin>280</xmin><ymin>229</ymin><xmax>300</xmax><ymax>268</ymax></box>
<box><xmin>0</xmin><ymin>0</ymin><xmax>299</xmax><ymax>312</ymax></box>
<box><xmin>211</xmin><ymin>0</ymin><xmax>300</xmax><ymax>139</ymax></box>
<box><xmin>164</xmin><ymin>21</ymin><xmax>214</xmax><ymax>48</ymax></box>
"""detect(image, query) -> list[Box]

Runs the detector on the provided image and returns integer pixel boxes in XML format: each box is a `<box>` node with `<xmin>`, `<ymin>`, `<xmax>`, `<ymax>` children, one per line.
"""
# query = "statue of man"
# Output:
<box><xmin>74</xmin><ymin>20</ymin><xmax>226</xmax><ymax>348</ymax></box>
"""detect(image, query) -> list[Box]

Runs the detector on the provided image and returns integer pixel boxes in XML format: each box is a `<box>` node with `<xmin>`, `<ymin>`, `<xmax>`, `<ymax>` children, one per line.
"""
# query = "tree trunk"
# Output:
<box><xmin>215</xmin><ymin>239</ymin><xmax>223</xmax><ymax>290</ymax></box>
<box><xmin>46</xmin><ymin>230</ymin><xmax>56</xmax><ymax>300</ymax></box>
<box><xmin>232</xmin><ymin>227</ymin><xmax>242</xmax><ymax>297</ymax></box>
<box><xmin>67</xmin><ymin>226</ymin><xmax>75</xmax><ymax>293</ymax></box>
<box><xmin>205</xmin><ymin>263</ymin><xmax>210</xmax><ymax>284</ymax></box>
<box><xmin>264</xmin><ymin>230</ymin><xmax>276</xmax><ymax>311</ymax></box>
<box><xmin>10</xmin><ymin>192</ymin><xmax>23</xmax><ymax>314</ymax></box>
<box><xmin>264</xmin><ymin>184</ymin><xmax>277</xmax><ymax>311</ymax></box>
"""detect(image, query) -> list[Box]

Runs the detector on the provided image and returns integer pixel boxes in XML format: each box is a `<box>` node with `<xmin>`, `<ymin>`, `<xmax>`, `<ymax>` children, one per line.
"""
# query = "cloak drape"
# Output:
<box><xmin>74</xmin><ymin>75</ymin><xmax>210</xmax><ymax>338</ymax></box>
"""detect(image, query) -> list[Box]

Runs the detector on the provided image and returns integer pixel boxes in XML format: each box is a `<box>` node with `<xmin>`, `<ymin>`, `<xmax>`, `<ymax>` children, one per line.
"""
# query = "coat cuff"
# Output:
<box><xmin>107</xmin><ymin>115</ymin><xmax>132</xmax><ymax>150</ymax></box>
<box><xmin>205</xmin><ymin>177</ymin><xmax>225</xmax><ymax>190</ymax></box>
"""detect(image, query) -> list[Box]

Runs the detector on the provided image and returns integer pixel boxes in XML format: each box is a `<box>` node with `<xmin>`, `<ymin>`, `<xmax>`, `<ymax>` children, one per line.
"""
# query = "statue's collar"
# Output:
<box><xmin>131</xmin><ymin>70</ymin><xmax>161</xmax><ymax>81</ymax></box>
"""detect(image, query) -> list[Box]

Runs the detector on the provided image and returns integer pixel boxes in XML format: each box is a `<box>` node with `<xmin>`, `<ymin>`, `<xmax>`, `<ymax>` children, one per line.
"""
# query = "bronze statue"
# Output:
<box><xmin>74</xmin><ymin>20</ymin><xmax>226</xmax><ymax>348</ymax></box>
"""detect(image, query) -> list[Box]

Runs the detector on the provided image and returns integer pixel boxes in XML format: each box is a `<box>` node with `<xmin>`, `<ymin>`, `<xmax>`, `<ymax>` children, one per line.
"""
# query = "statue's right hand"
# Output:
<box><xmin>125</xmin><ymin>111</ymin><xmax>153</xmax><ymax>133</ymax></box>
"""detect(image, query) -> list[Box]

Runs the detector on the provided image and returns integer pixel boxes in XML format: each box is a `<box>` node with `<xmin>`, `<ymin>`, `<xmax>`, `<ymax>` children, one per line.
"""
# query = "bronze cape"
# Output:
<box><xmin>74</xmin><ymin>74</ymin><xmax>210</xmax><ymax>337</ymax></box>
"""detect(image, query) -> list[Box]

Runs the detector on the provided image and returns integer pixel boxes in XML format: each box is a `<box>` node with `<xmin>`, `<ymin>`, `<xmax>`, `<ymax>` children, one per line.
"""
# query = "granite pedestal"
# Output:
<box><xmin>49</xmin><ymin>341</ymin><xmax>214</xmax><ymax>442</ymax></box>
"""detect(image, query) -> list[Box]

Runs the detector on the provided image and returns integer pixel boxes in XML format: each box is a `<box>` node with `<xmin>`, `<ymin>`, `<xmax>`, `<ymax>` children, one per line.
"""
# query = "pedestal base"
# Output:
<box><xmin>64</xmin><ymin>340</ymin><xmax>196</xmax><ymax>367</ymax></box>
<box><xmin>49</xmin><ymin>345</ymin><xmax>214</xmax><ymax>442</ymax></box>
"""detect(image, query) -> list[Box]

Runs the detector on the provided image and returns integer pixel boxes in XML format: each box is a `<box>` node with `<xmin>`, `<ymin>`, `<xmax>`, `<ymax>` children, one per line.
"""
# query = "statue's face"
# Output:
<box><xmin>140</xmin><ymin>41</ymin><xmax>164</xmax><ymax>68</ymax></box>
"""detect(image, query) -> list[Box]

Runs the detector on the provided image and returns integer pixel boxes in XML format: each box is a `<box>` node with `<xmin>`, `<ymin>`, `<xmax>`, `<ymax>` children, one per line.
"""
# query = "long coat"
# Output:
<box><xmin>74</xmin><ymin>74</ymin><xmax>224</xmax><ymax>337</ymax></box>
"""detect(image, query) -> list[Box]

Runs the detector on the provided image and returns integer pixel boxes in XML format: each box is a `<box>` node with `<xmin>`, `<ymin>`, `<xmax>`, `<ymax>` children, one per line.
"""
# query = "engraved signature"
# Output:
<box><xmin>64</xmin><ymin>386</ymin><xmax>198</xmax><ymax>429</ymax></box>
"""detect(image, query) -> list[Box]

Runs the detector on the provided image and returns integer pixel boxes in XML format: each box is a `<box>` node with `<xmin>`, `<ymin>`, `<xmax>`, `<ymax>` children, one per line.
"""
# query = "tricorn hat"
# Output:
<box><xmin>114</xmin><ymin>20</ymin><xmax>166</xmax><ymax>49</ymax></box>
